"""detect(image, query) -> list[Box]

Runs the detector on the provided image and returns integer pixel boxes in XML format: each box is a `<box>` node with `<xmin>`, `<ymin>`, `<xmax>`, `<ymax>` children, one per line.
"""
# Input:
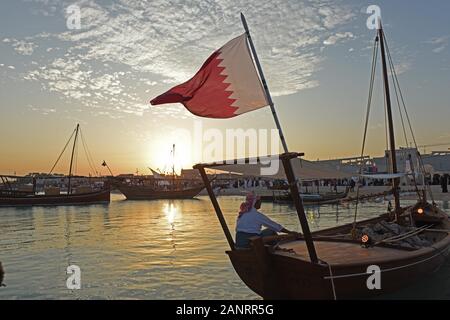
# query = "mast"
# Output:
<box><xmin>67</xmin><ymin>124</ymin><xmax>80</xmax><ymax>195</ymax></box>
<box><xmin>378</xmin><ymin>24</ymin><xmax>401</xmax><ymax>217</ymax></box>
<box><xmin>172</xmin><ymin>144</ymin><xmax>175</xmax><ymax>190</ymax></box>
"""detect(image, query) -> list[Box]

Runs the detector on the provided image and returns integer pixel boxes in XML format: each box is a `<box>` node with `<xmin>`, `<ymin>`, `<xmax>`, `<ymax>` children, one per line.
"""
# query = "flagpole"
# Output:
<box><xmin>240</xmin><ymin>13</ymin><xmax>289</xmax><ymax>154</ymax></box>
<box><xmin>240</xmin><ymin>13</ymin><xmax>318</xmax><ymax>263</ymax></box>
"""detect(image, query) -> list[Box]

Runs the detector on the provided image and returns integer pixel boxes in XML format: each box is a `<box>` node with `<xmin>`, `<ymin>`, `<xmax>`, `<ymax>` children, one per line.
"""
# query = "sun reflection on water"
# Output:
<box><xmin>164</xmin><ymin>202</ymin><xmax>178</xmax><ymax>228</ymax></box>
<box><xmin>163</xmin><ymin>202</ymin><xmax>179</xmax><ymax>255</ymax></box>
<box><xmin>1</xmin><ymin>196</ymin><xmax>447</xmax><ymax>299</ymax></box>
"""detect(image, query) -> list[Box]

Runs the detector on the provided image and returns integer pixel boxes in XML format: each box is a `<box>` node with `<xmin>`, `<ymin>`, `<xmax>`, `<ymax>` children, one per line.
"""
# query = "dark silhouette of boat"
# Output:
<box><xmin>0</xmin><ymin>186</ymin><xmax>110</xmax><ymax>207</ymax></box>
<box><xmin>109</xmin><ymin>144</ymin><xmax>204</xmax><ymax>200</ymax></box>
<box><xmin>197</xmin><ymin>152</ymin><xmax>450</xmax><ymax>299</ymax></box>
<box><xmin>261</xmin><ymin>191</ymin><xmax>348</xmax><ymax>204</ymax></box>
<box><xmin>0</xmin><ymin>124</ymin><xmax>110</xmax><ymax>207</ymax></box>
<box><xmin>114</xmin><ymin>182</ymin><xmax>204</xmax><ymax>200</ymax></box>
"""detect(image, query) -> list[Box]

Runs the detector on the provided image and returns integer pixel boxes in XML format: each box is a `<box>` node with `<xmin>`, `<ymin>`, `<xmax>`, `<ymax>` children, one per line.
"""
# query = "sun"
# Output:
<box><xmin>146</xmin><ymin>133</ymin><xmax>194</xmax><ymax>174</ymax></box>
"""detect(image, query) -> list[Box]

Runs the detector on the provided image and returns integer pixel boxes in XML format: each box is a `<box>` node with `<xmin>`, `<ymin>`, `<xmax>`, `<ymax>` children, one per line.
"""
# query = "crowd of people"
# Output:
<box><xmin>210</xmin><ymin>173</ymin><xmax>450</xmax><ymax>195</ymax></box>
<box><xmin>213</xmin><ymin>177</ymin><xmax>383</xmax><ymax>192</ymax></box>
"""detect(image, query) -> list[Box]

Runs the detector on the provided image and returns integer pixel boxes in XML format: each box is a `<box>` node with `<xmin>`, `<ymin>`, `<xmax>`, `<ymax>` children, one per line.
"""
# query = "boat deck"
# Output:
<box><xmin>275</xmin><ymin>240</ymin><xmax>413</xmax><ymax>265</ymax></box>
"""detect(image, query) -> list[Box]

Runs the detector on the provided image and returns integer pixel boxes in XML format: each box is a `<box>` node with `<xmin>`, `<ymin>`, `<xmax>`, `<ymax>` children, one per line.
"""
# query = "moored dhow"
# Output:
<box><xmin>112</xmin><ymin>176</ymin><xmax>204</xmax><ymax>200</ymax></box>
<box><xmin>107</xmin><ymin>144</ymin><xmax>205</xmax><ymax>200</ymax></box>
<box><xmin>0</xmin><ymin>176</ymin><xmax>110</xmax><ymax>207</ymax></box>
<box><xmin>0</xmin><ymin>124</ymin><xmax>110</xmax><ymax>207</ymax></box>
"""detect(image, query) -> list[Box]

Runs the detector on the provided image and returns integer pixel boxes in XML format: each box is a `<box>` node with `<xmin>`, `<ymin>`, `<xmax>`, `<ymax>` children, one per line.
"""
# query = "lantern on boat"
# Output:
<box><xmin>361</xmin><ymin>234</ymin><xmax>371</xmax><ymax>247</ymax></box>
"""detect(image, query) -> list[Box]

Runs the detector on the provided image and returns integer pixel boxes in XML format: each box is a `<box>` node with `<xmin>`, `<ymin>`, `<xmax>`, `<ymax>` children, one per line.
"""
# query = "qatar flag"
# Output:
<box><xmin>150</xmin><ymin>34</ymin><xmax>269</xmax><ymax>118</ymax></box>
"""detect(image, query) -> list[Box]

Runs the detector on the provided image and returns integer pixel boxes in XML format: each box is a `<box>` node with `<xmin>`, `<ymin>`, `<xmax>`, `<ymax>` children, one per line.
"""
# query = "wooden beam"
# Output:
<box><xmin>280</xmin><ymin>153</ymin><xmax>318</xmax><ymax>263</ymax></box>
<box><xmin>197</xmin><ymin>166</ymin><xmax>235</xmax><ymax>250</ymax></box>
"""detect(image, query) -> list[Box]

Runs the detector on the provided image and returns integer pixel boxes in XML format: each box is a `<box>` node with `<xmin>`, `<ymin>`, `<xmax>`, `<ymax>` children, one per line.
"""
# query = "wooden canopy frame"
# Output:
<box><xmin>193</xmin><ymin>152</ymin><xmax>318</xmax><ymax>263</ymax></box>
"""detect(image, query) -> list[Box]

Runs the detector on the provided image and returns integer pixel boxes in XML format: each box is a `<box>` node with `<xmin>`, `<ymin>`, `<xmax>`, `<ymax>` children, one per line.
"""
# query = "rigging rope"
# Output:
<box><xmin>327</xmin><ymin>262</ymin><xmax>337</xmax><ymax>300</ymax></box>
<box><xmin>390</xmin><ymin>65</ymin><xmax>409</xmax><ymax>148</ymax></box>
<box><xmin>48</xmin><ymin>125</ymin><xmax>101</xmax><ymax>186</ymax></box>
<box><xmin>383</xmin><ymin>32</ymin><xmax>418</xmax><ymax>148</ymax></box>
<box><xmin>382</xmin><ymin>32</ymin><xmax>435</xmax><ymax>202</ymax></box>
<box><xmin>382</xmin><ymin>36</ymin><xmax>409</xmax><ymax>148</ymax></box>
<box><xmin>375</xmin><ymin>224</ymin><xmax>432</xmax><ymax>245</ymax></box>
<box><xmin>316</xmin><ymin>259</ymin><xmax>337</xmax><ymax>300</ymax></box>
<box><xmin>74</xmin><ymin>134</ymin><xmax>79</xmax><ymax>177</ymax></box>
<box><xmin>49</xmin><ymin>128</ymin><xmax>76</xmax><ymax>174</ymax></box>
<box><xmin>80</xmin><ymin>128</ymin><xmax>99</xmax><ymax>176</ymax></box>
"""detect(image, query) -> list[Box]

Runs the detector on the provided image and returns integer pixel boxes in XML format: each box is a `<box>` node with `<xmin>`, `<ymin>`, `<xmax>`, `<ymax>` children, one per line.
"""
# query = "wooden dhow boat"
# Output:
<box><xmin>0</xmin><ymin>184</ymin><xmax>110</xmax><ymax>207</ymax></box>
<box><xmin>267</xmin><ymin>190</ymin><xmax>348</xmax><ymax>205</ymax></box>
<box><xmin>110</xmin><ymin>145</ymin><xmax>204</xmax><ymax>200</ymax></box>
<box><xmin>300</xmin><ymin>192</ymin><xmax>348</xmax><ymax>204</ymax></box>
<box><xmin>0</xmin><ymin>124</ymin><xmax>110</xmax><ymax>206</ymax></box>
<box><xmin>195</xmin><ymin>151</ymin><xmax>450</xmax><ymax>299</ymax></box>
<box><xmin>193</xmin><ymin>21</ymin><xmax>450</xmax><ymax>299</ymax></box>
<box><xmin>112</xmin><ymin>178</ymin><xmax>204</xmax><ymax>200</ymax></box>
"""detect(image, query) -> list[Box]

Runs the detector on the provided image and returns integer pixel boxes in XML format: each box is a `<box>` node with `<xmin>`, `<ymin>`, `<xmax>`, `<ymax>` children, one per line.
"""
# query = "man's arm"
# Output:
<box><xmin>255</xmin><ymin>212</ymin><xmax>283</xmax><ymax>232</ymax></box>
<box><xmin>256</xmin><ymin>212</ymin><xmax>299</xmax><ymax>234</ymax></box>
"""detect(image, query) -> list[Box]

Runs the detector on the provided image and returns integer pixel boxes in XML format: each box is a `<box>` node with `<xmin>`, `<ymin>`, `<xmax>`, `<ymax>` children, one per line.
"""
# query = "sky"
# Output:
<box><xmin>0</xmin><ymin>0</ymin><xmax>449</xmax><ymax>176</ymax></box>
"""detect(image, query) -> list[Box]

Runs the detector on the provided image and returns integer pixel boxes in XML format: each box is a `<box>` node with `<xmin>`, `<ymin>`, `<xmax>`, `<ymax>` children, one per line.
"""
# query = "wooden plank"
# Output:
<box><xmin>276</xmin><ymin>240</ymin><xmax>412</xmax><ymax>264</ymax></box>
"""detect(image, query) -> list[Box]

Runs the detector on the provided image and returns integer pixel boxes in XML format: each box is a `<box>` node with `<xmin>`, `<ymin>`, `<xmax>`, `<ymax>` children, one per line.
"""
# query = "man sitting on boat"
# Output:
<box><xmin>235</xmin><ymin>192</ymin><xmax>296</xmax><ymax>249</ymax></box>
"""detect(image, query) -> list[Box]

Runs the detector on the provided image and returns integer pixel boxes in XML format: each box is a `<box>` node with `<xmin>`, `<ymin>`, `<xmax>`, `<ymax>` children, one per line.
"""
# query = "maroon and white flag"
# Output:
<box><xmin>150</xmin><ymin>34</ymin><xmax>269</xmax><ymax>118</ymax></box>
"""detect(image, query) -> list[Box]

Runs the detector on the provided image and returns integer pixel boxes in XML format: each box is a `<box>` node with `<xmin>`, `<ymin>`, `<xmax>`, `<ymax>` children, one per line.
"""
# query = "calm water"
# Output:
<box><xmin>0</xmin><ymin>194</ymin><xmax>449</xmax><ymax>299</ymax></box>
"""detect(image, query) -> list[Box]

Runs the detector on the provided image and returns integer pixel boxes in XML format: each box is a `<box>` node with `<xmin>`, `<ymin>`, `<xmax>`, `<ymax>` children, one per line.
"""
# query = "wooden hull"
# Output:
<box><xmin>116</xmin><ymin>185</ymin><xmax>204</xmax><ymax>200</ymax></box>
<box><xmin>0</xmin><ymin>189</ymin><xmax>110</xmax><ymax>207</ymax></box>
<box><xmin>227</xmin><ymin>213</ymin><xmax>450</xmax><ymax>299</ymax></box>
<box><xmin>301</xmin><ymin>192</ymin><xmax>347</xmax><ymax>204</ymax></box>
<box><xmin>262</xmin><ymin>192</ymin><xmax>348</xmax><ymax>205</ymax></box>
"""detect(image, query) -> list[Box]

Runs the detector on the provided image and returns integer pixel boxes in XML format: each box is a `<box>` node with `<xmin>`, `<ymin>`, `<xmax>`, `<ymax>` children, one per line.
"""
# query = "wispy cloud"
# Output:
<box><xmin>323</xmin><ymin>32</ymin><xmax>354</xmax><ymax>45</ymax></box>
<box><xmin>4</xmin><ymin>0</ymin><xmax>356</xmax><ymax>117</ymax></box>
<box><xmin>427</xmin><ymin>35</ymin><xmax>449</xmax><ymax>54</ymax></box>
<box><xmin>24</xmin><ymin>0</ymin><xmax>60</xmax><ymax>16</ymax></box>
<box><xmin>391</xmin><ymin>61</ymin><xmax>411</xmax><ymax>75</ymax></box>
<box><xmin>12</xmin><ymin>39</ymin><xmax>38</xmax><ymax>55</ymax></box>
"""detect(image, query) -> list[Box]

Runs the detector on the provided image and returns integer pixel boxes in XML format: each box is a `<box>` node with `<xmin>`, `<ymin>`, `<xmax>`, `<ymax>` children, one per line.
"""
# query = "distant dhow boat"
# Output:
<box><xmin>0</xmin><ymin>124</ymin><xmax>110</xmax><ymax>207</ymax></box>
<box><xmin>0</xmin><ymin>182</ymin><xmax>110</xmax><ymax>206</ymax></box>
<box><xmin>108</xmin><ymin>145</ymin><xmax>204</xmax><ymax>200</ymax></box>
<box><xmin>113</xmin><ymin>179</ymin><xmax>204</xmax><ymax>200</ymax></box>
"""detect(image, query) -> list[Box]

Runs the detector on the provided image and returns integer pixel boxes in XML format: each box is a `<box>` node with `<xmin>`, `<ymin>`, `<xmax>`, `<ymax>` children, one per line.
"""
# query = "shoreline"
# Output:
<box><xmin>204</xmin><ymin>185</ymin><xmax>450</xmax><ymax>202</ymax></box>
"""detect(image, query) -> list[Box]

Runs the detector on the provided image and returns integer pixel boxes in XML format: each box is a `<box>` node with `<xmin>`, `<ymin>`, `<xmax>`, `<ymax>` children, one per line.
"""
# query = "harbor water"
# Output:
<box><xmin>0</xmin><ymin>194</ymin><xmax>449</xmax><ymax>299</ymax></box>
